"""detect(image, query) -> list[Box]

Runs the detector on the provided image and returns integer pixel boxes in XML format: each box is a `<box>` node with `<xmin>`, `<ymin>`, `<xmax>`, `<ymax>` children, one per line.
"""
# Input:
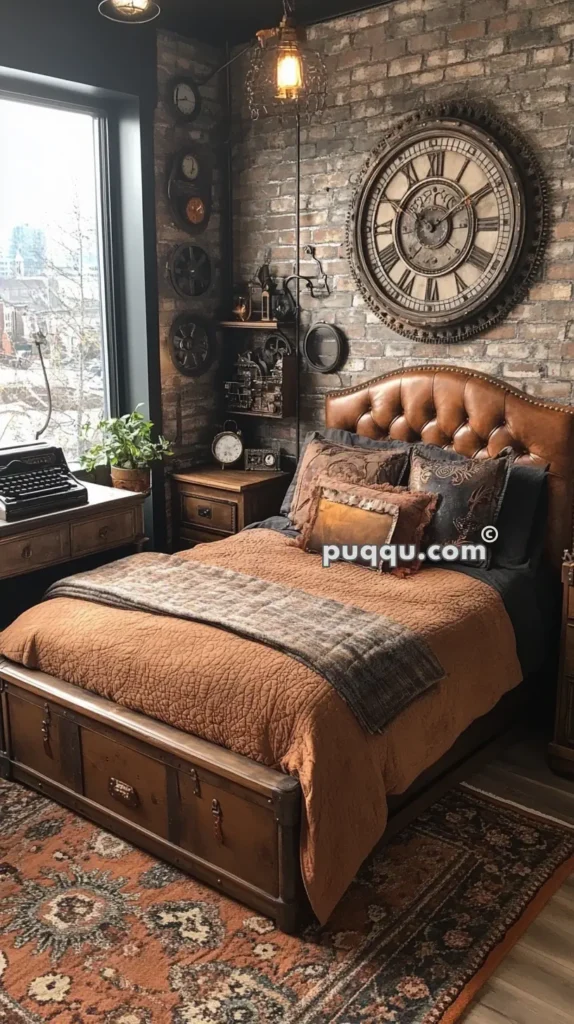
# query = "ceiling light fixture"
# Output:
<box><xmin>246</xmin><ymin>0</ymin><xmax>326</xmax><ymax>121</ymax></box>
<box><xmin>98</xmin><ymin>0</ymin><xmax>161</xmax><ymax>24</ymax></box>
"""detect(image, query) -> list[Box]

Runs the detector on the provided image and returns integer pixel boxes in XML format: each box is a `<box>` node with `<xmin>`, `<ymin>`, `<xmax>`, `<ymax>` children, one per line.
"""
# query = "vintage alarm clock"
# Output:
<box><xmin>245</xmin><ymin>446</ymin><xmax>281</xmax><ymax>472</ymax></box>
<box><xmin>212</xmin><ymin>422</ymin><xmax>244</xmax><ymax>469</ymax></box>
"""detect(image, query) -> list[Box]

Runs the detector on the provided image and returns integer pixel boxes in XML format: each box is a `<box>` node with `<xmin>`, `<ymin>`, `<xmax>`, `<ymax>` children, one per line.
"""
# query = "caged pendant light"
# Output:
<box><xmin>98</xmin><ymin>0</ymin><xmax>161</xmax><ymax>23</ymax></box>
<box><xmin>246</xmin><ymin>0</ymin><xmax>326</xmax><ymax>122</ymax></box>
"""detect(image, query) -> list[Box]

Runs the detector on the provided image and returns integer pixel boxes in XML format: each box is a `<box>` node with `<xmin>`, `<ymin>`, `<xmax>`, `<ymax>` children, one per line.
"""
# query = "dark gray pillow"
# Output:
<box><xmin>411</xmin><ymin>444</ymin><xmax>549</xmax><ymax>570</ymax></box>
<box><xmin>280</xmin><ymin>429</ymin><xmax>411</xmax><ymax>518</ymax></box>
<box><xmin>492</xmin><ymin>462</ymin><xmax>548</xmax><ymax>569</ymax></box>
<box><xmin>409</xmin><ymin>444</ymin><xmax>513</xmax><ymax>567</ymax></box>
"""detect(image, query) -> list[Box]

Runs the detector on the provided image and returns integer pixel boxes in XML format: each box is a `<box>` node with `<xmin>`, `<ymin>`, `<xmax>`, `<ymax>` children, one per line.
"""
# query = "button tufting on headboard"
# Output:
<box><xmin>325</xmin><ymin>365</ymin><xmax>574</xmax><ymax>572</ymax></box>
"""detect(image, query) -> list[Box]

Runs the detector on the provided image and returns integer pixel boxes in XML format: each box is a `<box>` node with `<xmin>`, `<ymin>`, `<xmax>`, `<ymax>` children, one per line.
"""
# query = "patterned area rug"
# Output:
<box><xmin>0</xmin><ymin>779</ymin><xmax>572</xmax><ymax>1024</ymax></box>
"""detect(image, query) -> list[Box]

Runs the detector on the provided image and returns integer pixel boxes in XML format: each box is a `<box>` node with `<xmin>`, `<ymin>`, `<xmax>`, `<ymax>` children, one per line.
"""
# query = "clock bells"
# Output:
<box><xmin>212</xmin><ymin>422</ymin><xmax>244</xmax><ymax>469</ymax></box>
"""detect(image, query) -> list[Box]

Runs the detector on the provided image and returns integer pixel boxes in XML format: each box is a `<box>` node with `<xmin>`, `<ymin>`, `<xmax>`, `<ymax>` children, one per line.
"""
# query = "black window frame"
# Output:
<box><xmin>0</xmin><ymin>67</ymin><xmax>165</xmax><ymax>548</ymax></box>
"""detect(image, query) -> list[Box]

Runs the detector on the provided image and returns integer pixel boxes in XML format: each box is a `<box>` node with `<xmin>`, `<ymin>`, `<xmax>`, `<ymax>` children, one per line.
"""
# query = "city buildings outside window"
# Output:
<box><xmin>0</xmin><ymin>96</ymin><xmax>110</xmax><ymax>463</ymax></box>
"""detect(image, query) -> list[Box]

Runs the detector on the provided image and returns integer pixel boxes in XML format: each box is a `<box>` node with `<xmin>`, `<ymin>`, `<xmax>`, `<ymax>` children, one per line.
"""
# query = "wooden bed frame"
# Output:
<box><xmin>1</xmin><ymin>365</ymin><xmax>573</xmax><ymax>934</ymax></box>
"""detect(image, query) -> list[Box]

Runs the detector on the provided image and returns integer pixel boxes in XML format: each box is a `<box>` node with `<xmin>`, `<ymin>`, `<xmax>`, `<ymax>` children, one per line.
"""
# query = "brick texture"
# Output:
<box><xmin>155</xmin><ymin>31</ymin><xmax>225</xmax><ymax>473</ymax></box>
<box><xmin>231</xmin><ymin>0</ymin><xmax>574</xmax><ymax>457</ymax></box>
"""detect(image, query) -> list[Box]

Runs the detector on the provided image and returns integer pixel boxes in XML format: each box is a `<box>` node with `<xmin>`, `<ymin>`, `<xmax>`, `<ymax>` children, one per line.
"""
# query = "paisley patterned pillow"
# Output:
<box><xmin>281</xmin><ymin>429</ymin><xmax>411</xmax><ymax>517</ymax></box>
<box><xmin>289</xmin><ymin>439</ymin><xmax>408</xmax><ymax>532</ymax></box>
<box><xmin>408</xmin><ymin>446</ymin><xmax>513</xmax><ymax>565</ymax></box>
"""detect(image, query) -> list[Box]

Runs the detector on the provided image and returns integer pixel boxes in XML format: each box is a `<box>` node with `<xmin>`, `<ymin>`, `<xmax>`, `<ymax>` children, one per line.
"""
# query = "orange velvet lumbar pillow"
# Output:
<box><xmin>301</xmin><ymin>479</ymin><xmax>439</xmax><ymax>575</ymax></box>
<box><xmin>301</xmin><ymin>479</ymin><xmax>400</xmax><ymax>570</ymax></box>
<box><xmin>288</xmin><ymin>438</ymin><xmax>408</xmax><ymax>532</ymax></box>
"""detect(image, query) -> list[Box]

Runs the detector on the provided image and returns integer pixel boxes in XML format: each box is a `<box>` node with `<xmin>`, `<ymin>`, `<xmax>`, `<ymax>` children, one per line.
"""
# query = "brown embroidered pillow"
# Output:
<box><xmin>301</xmin><ymin>481</ymin><xmax>399</xmax><ymax>570</ymax></box>
<box><xmin>408</xmin><ymin>446</ymin><xmax>512</xmax><ymax>564</ymax></box>
<box><xmin>289</xmin><ymin>438</ymin><xmax>408</xmax><ymax>532</ymax></box>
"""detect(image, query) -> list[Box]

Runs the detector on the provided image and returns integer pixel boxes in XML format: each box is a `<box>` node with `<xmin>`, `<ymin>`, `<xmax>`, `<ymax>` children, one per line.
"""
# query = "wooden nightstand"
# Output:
<box><xmin>548</xmin><ymin>558</ymin><xmax>574</xmax><ymax>778</ymax></box>
<box><xmin>172</xmin><ymin>467</ymin><xmax>290</xmax><ymax>549</ymax></box>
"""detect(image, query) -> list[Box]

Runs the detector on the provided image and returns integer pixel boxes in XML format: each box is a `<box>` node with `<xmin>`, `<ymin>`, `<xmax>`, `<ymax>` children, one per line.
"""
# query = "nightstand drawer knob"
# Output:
<box><xmin>99</xmin><ymin>526</ymin><xmax>110</xmax><ymax>540</ymax></box>
<box><xmin>198</xmin><ymin>506</ymin><xmax>212</xmax><ymax>519</ymax></box>
<box><xmin>21</xmin><ymin>545</ymin><xmax>32</xmax><ymax>560</ymax></box>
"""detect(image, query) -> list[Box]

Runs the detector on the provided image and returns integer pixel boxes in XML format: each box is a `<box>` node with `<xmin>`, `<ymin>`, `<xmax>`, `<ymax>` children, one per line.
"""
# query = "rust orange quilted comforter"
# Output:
<box><xmin>0</xmin><ymin>529</ymin><xmax>522</xmax><ymax>923</ymax></box>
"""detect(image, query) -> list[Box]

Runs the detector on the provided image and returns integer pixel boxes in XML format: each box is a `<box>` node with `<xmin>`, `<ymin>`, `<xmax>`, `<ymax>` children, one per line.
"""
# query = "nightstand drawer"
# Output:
<box><xmin>180</xmin><ymin>493</ymin><xmax>238</xmax><ymax>535</ymax></box>
<box><xmin>0</xmin><ymin>526</ymin><xmax>70</xmax><ymax>578</ymax></box>
<box><xmin>71</xmin><ymin>510</ymin><xmax>136</xmax><ymax>557</ymax></box>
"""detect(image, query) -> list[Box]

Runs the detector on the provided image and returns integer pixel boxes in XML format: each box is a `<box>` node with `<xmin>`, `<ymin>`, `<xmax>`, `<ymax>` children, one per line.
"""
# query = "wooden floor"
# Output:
<box><xmin>461</xmin><ymin>732</ymin><xmax>574</xmax><ymax>1024</ymax></box>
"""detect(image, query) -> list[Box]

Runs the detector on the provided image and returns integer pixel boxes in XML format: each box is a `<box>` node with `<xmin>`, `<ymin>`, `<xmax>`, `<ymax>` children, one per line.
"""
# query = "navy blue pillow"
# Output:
<box><xmin>280</xmin><ymin>429</ymin><xmax>411</xmax><ymax>518</ymax></box>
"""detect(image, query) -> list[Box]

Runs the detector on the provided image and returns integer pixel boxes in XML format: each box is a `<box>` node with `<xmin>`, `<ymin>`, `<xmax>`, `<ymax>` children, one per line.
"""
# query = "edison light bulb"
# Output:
<box><xmin>276</xmin><ymin>48</ymin><xmax>303</xmax><ymax>99</ymax></box>
<box><xmin>111</xmin><ymin>0</ymin><xmax>151</xmax><ymax>14</ymax></box>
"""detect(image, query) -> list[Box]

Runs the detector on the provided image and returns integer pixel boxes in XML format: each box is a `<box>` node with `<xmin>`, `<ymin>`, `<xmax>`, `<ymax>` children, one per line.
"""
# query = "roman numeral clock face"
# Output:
<box><xmin>348</xmin><ymin>106</ymin><xmax>547</xmax><ymax>342</ymax></box>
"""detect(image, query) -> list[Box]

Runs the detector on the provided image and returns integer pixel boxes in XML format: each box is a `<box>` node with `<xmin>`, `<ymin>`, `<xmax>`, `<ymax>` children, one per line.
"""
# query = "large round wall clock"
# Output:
<box><xmin>347</xmin><ymin>103</ymin><xmax>548</xmax><ymax>342</ymax></box>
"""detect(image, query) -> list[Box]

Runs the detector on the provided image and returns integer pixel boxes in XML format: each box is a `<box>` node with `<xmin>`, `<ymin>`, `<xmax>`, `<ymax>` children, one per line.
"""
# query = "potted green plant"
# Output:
<box><xmin>81</xmin><ymin>407</ymin><xmax>173</xmax><ymax>494</ymax></box>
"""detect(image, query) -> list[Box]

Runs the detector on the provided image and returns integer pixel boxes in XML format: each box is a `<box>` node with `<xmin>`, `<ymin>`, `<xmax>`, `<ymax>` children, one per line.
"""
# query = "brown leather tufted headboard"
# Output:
<box><xmin>326</xmin><ymin>365</ymin><xmax>574</xmax><ymax>572</ymax></box>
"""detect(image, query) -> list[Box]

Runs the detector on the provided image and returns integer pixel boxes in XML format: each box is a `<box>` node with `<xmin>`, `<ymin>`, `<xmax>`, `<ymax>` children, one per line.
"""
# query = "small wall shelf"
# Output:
<box><xmin>231</xmin><ymin>410</ymin><xmax>285</xmax><ymax>419</ymax></box>
<box><xmin>219</xmin><ymin>321</ymin><xmax>280</xmax><ymax>330</ymax></box>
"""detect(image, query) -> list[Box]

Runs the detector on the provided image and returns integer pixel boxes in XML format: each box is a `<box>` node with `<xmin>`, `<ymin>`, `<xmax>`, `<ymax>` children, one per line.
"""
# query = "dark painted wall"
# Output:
<box><xmin>0</xmin><ymin>0</ymin><xmax>157</xmax><ymax>101</ymax></box>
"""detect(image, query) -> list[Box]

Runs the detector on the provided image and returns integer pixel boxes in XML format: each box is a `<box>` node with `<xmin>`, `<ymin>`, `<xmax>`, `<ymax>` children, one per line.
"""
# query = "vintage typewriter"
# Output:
<box><xmin>0</xmin><ymin>443</ymin><xmax>88</xmax><ymax>521</ymax></box>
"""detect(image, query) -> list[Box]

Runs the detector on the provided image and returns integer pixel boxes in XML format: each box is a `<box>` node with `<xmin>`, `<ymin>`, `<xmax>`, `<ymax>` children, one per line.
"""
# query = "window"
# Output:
<box><xmin>0</xmin><ymin>95</ymin><xmax>111</xmax><ymax>463</ymax></box>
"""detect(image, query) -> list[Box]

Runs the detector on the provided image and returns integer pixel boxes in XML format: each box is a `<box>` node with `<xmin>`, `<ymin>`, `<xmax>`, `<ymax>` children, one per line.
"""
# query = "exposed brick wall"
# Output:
<box><xmin>155</xmin><ymin>30</ymin><xmax>225</xmax><ymax>469</ymax></box>
<box><xmin>231</xmin><ymin>0</ymin><xmax>574</xmax><ymax>455</ymax></box>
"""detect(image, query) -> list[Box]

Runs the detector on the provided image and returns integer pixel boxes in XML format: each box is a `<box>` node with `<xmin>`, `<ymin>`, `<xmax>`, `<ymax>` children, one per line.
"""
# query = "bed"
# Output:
<box><xmin>1</xmin><ymin>364</ymin><xmax>573</xmax><ymax>933</ymax></box>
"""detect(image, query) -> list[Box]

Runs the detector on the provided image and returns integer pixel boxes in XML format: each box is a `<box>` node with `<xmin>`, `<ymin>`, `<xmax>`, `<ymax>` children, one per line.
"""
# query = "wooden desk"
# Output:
<box><xmin>0</xmin><ymin>484</ymin><xmax>146</xmax><ymax>582</ymax></box>
<box><xmin>172</xmin><ymin>467</ymin><xmax>289</xmax><ymax>548</ymax></box>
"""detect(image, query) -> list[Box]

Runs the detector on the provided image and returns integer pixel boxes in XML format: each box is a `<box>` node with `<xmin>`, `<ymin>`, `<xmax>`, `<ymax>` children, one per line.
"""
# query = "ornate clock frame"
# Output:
<box><xmin>346</xmin><ymin>102</ymin><xmax>548</xmax><ymax>343</ymax></box>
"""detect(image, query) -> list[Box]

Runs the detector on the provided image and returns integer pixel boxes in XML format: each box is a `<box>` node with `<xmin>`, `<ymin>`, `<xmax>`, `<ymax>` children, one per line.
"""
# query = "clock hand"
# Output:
<box><xmin>384</xmin><ymin>197</ymin><xmax>421</xmax><ymax>223</ymax></box>
<box><xmin>434</xmin><ymin>185</ymin><xmax>493</xmax><ymax>226</ymax></box>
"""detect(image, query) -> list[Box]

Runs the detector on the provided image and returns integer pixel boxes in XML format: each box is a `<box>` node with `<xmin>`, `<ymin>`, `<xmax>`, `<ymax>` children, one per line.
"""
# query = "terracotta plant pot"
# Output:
<box><xmin>110</xmin><ymin>466</ymin><xmax>151</xmax><ymax>494</ymax></box>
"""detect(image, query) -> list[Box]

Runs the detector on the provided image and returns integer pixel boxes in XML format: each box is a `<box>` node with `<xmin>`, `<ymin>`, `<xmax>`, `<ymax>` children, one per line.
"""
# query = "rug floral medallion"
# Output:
<box><xmin>0</xmin><ymin>778</ymin><xmax>572</xmax><ymax>1024</ymax></box>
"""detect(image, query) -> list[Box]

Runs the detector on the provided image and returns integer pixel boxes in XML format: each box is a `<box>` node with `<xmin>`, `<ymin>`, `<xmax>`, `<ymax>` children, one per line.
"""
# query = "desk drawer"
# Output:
<box><xmin>71</xmin><ymin>510</ymin><xmax>136</xmax><ymax>557</ymax></box>
<box><xmin>180</xmin><ymin>493</ymin><xmax>237</xmax><ymax>535</ymax></box>
<box><xmin>0</xmin><ymin>526</ymin><xmax>70</xmax><ymax>578</ymax></box>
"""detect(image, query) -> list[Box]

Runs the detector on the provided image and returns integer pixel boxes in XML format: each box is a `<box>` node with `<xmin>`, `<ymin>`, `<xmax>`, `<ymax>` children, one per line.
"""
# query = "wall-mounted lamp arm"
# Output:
<box><xmin>283</xmin><ymin>247</ymin><xmax>330</xmax><ymax>309</ymax></box>
<box><xmin>302</xmin><ymin>245</ymin><xmax>330</xmax><ymax>297</ymax></box>
<box><xmin>198</xmin><ymin>44</ymin><xmax>252</xmax><ymax>87</ymax></box>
